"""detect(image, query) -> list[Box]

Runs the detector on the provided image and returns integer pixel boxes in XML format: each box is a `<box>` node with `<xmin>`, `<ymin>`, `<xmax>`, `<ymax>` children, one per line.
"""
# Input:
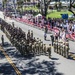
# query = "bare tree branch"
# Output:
<box><xmin>69</xmin><ymin>9</ymin><xmax>75</xmax><ymax>16</ymax></box>
<box><xmin>69</xmin><ymin>0</ymin><xmax>75</xmax><ymax>15</ymax></box>
<box><xmin>72</xmin><ymin>0</ymin><xmax>75</xmax><ymax>4</ymax></box>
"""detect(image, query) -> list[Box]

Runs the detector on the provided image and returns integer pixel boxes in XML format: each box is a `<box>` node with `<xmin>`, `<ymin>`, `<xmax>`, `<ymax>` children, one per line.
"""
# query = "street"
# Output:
<box><xmin>0</xmin><ymin>11</ymin><xmax>75</xmax><ymax>75</ymax></box>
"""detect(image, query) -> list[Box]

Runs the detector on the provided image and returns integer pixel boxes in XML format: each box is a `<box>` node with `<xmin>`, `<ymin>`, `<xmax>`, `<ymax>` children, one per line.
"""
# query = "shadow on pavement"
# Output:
<box><xmin>1</xmin><ymin>42</ymin><xmax>63</xmax><ymax>75</ymax></box>
<box><xmin>45</xmin><ymin>39</ymin><xmax>51</xmax><ymax>41</ymax></box>
<box><xmin>51</xmin><ymin>57</ymin><xmax>59</xmax><ymax>60</ymax></box>
<box><xmin>0</xmin><ymin>63</ymin><xmax>17</xmax><ymax>75</ymax></box>
<box><xmin>0</xmin><ymin>43</ymin><xmax>17</xmax><ymax>75</ymax></box>
<box><xmin>21</xmin><ymin>60</ymin><xmax>63</xmax><ymax>75</ymax></box>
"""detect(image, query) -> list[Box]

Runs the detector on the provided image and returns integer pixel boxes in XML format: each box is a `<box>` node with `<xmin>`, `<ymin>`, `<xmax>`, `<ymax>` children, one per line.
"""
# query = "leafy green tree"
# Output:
<box><xmin>69</xmin><ymin>0</ymin><xmax>75</xmax><ymax>16</ymax></box>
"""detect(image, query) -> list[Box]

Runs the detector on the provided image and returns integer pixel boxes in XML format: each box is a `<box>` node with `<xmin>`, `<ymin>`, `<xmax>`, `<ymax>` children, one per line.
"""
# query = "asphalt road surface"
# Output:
<box><xmin>0</xmin><ymin>11</ymin><xmax>75</xmax><ymax>75</ymax></box>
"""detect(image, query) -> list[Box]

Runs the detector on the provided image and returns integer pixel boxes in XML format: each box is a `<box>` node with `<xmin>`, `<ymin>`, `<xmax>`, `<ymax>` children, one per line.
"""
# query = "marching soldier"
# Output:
<box><xmin>36</xmin><ymin>42</ymin><xmax>39</xmax><ymax>55</ymax></box>
<box><xmin>33</xmin><ymin>37</ymin><xmax>36</xmax><ymax>42</ymax></box>
<box><xmin>38</xmin><ymin>39</ymin><xmax>41</xmax><ymax>55</ymax></box>
<box><xmin>21</xmin><ymin>42</ymin><xmax>26</xmax><ymax>56</ymax></box>
<box><xmin>27</xmin><ymin>30</ymin><xmax>30</xmax><ymax>40</ymax></box>
<box><xmin>26</xmin><ymin>43</ymin><xmax>30</xmax><ymax>55</ymax></box>
<box><xmin>13</xmin><ymin>39</ymin><xmax>16</xmax><ymax>47</ymax></box>
<box><xmin>53</xmin><ymin>41</ymin><xmax>56</xmax><ymax>52</ymax></box>
<box><xmin>18</xmin><ymin>42</ymin><xmax>22</xmax><ymax>54</ymax></box>
<box><xmin>47</xmin><ymin>44</ymin><xmax>51</xmax><ymax>58</ymax></box>
<box><xmin>32</xmin><ymin>44</ymin><xmax>35</xmax><ymax>55</ymax></box>
<box><xmin>23</xmin><ymin>32</ymin><xmax>26</xmax><ymax>41</ymax></box>
<box><xmin>43</xmin><ymin>44</ymin><xmax>46</xmax><ymax>55</ymax></box>
<box><xmin>20</xmin><ymin>40</ymin><xmax>24</xmax><ymax>55</ymax></box>
<box><xmin>62</xmin><ymin>43</ymin><xmax>65</xmax><ymax>56</ymax></box>
<box><xmin>40</xmin><ymin>41</ymin><xmax>43</xmax><ymax>54</ymax></box>
<box><xmin>33</xmin><ymin>42</ymin><xmax>37</xmax><ymax>54</ymax></box>
<box><xmin>30</xmin><ymin>30</ymin><xmax>33</xmax><ymax>40</ymax></box>
<box><xmin>59</xmin><ymin>42</ymin><xmax>63</xmax><ymax>55</ymax></box>
<box><xmin>16</xmin><ymin>41</ymin><xmax>19</xmax><ymax>50</ymax></box>
<box><xmin>29</xmin><ymin>41</ymin><xmax>33</xmax><ymax>54</ymax></box>
<box><xmin>63</xmin><ymin>42</ymin><xmax>69</xmax><ymax>58</ymax></box>
<box><xmin>36</xmin><ymin>38</ymin><xmax>39</xmax><ymax>43</ymax></box>
<box><xmin>56</xmin><ymin>40</ymin><xmax>58</xmax><ymax>53</ymax></box>
<box><xmin>54</xmin><ymin>40</ymin><xmax>58</xmax><ymax>53</ymax></box>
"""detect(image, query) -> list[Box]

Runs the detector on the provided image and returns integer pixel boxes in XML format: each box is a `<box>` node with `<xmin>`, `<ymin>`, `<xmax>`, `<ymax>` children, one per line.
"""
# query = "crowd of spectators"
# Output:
<box><xmin>20</xmin><ymin>13</ymin><xmax>75</xmax><ymax>35</ymax></box>
<box><xmin>15</xmin><ymin>13</ymin><xmax>75</xmax><ymax>42</ymax></box>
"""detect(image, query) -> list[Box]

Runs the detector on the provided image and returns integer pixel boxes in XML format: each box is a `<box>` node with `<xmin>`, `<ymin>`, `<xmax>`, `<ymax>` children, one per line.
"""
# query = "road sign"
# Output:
<box><xmin>61</xmin><ymin>14</ymin><xmax>68</xmax><ymax>19</ymax></box>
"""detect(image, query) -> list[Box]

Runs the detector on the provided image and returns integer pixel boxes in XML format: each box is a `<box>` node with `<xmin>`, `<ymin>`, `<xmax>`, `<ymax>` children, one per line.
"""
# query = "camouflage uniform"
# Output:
<box><xmin>43</xmin><ymin>44</ymin><xmax>46</xmax><ymax>55</ymax></box>
<box><xmin>47</xmin><ymin>44</ymin><xmax>51</xmax><ymax>58</ymax></box>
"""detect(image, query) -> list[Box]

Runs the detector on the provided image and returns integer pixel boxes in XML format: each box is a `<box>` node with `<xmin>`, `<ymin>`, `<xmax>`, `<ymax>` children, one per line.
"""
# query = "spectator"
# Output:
<box><xmin>50</xmin><ymin>34</ymin><xmax>54</xmax><ymax>46</ymax></box>
<box><xmin>59</xmin><ymin>28</ymin><xmax>66</xmax><ymax>43</ymax></box>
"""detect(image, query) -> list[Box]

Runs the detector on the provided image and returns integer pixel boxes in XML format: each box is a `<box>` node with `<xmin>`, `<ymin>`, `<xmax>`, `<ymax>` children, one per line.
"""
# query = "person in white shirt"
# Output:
<box><xmin>59</xmin><ymin>28</ymin><xmax>67</xmax><ymax>43</ymax></box>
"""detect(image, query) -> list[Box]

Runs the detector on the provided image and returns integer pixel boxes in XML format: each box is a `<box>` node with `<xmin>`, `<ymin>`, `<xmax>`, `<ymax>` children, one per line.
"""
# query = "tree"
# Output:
<box><xmin>54</xmin><ymin>2</ymin><xmax>58</xmax><ymax>10</ymax></box>
<box><xmin>54</xmin><ymin>0</ymin><xmax>62</xmax><ymax>11</ymax></box>
<box><xmin>69</xmin><ymin>0</ymin><xmax>75</xmax><ymax>16</ymax></box>
<box><xmin>58</xmin><ymin>2</ymin><xmax>62</xmax><ymax>11</ymax></box>
<box><xmin>40</xmin><ymin>0</ymin><xmax>51</xmax><ymax>17</ymax></box>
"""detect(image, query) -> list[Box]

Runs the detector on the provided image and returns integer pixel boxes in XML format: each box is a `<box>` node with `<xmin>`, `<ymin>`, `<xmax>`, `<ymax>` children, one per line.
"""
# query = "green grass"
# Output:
<box><xmin>47</xmin><ymin>10</ymin><xmax>72</xmax><ymax>18</ymax></box>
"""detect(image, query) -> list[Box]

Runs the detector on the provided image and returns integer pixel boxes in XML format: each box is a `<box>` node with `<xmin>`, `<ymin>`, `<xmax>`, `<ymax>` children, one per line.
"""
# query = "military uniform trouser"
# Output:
<box><xmin>21</xmin><ymin>46</ymin><xmax>25</xmax><ymax>55</ymax></box>
<box><xmin>15</xmin><ymin>43</ymin><xmax>18</xmax><ymax>49</ymax></box>
<box><xmin>19</xmin><ymin>45</ymin><xmax>22</xmax><ymax>54</ymax></box>
<box><xmin>40</xmin><ymin>46</ymin><xmax>43</xmax><ymax>53</ymax></box>
<box><xmin>36</xmin><ymin>46</ymin><xmax>39</xmax><ymax>54</ymax></box>
<box><xmin>54</xmin><ymin>44</ymin><xmax>57</xmax><ymax>52</ymax></box>
<box><xmin>49</xmin><ymin>51</ymin><xmax>51</xmax><ymax>58</ymax></box>
<box><xmin>43</xmin><ymin>48</ymin><xmax>46</xmax><ymax>55</ymax></box>
<box><xmin>64</xmin><ymin>49</ymin><xmax>69</xmax><ymax>58</ymax></box>
<box><xmin>28</xmin><ymin>46</ymin><xmax>32</xmax><ymax>54</ymax></box>
<box><xmin>32</xmin><ymin>47</ymin><xmax>35</xmax><ymax>54</ymax></box>
<box><xmin>59</xmin><ymin>46</ymin><xmax>62</xmax><ymax>55</ymax></box>
<box><xmin>58</xmin><ymin>45</ymin><xmax>60</xmax><ymax>54</ymax></box>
